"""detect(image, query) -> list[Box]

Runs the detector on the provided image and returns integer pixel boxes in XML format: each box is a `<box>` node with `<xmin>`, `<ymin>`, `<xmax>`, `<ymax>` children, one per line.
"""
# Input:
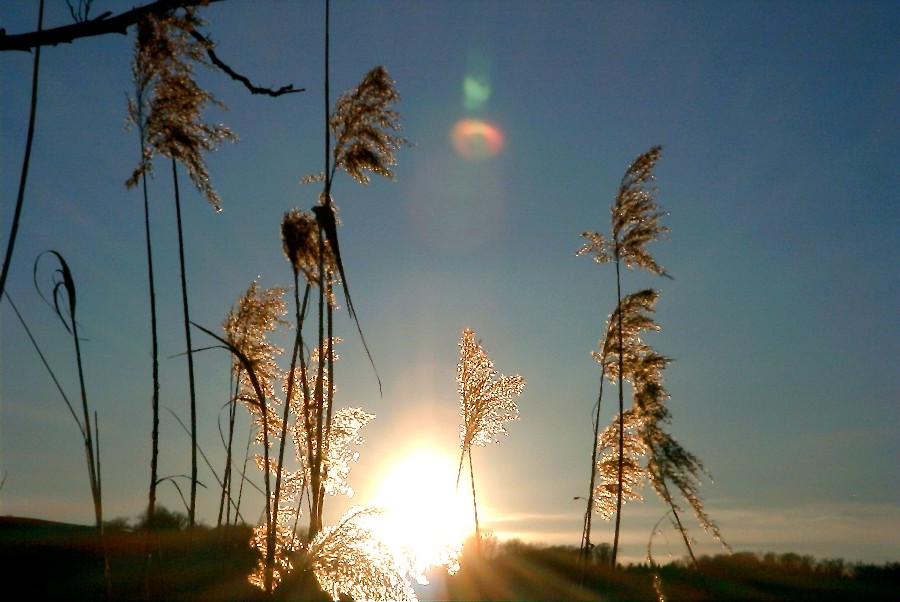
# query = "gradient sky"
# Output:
<box><xmin>1</xmin><ymin>1</ymin><xmax>897</xmax><ymax>567</ymax></box>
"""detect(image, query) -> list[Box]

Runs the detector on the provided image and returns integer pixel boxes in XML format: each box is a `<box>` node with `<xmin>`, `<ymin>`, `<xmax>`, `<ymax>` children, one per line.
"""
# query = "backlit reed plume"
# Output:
<box><xmin>291</xmin><ymin>65</ymin><xmax>409</xmax><ymax>576</ymax></box>
<box><xmin>126</xmin><ymin>6</ymin><xmax>236</xmax><ymax>209</ymax></box>
<box><xmin>594</xmin><ymin>409</ymin><xmax>647</xmax><ymax>519</ymax></box>
<box><xmin>589</xmin><ymin>288</ymin><xmax>729</xmax><ymax>570</ymax></box>
<box><xmin>211</xmin><ymin>278</ymin><xmax>376</xmax><ymax>594</ymax></box>
<box><xmin>578</xmin><ymin>145</ymin><xmax>669</xmax><ymax>277</ymax></box>
<box><xmin>304</xmin><ymin>65</ymin><xmax>408</xmax><ymax>188</ymax></box>
<box><xmin>282</xmin><ymin>207</ymin><xmax>337</xmax><ymax>307</ymax></box>
<box><xmin>303</xmin><ymin>65</ymin><xmax>409</xmax><ymax>403</ymax></box>
<box><xmin>220</xmin><ymin>281</ymin><xmax>288</xmax><ymax>527</ymax></box>
<box><xmin>583</xmin><ymin>290</ymin><xmax>661</xmax><ymax>548</ymax></box>
<box><xmin>330</xmin><ymin>65</ymin><xmax>407</xmax><ymax>184</ymax></box>
<box><xmin>223</xmin><ymin>282</ymin><xmax>289</xmax><ymax>402</ymax></box>
<box><xmin>456</xmin><ymin>328</ymin><xmax>524</xmax><ymax>547</ymax></box>
<box><xmin>307</xmin><ymin>506</ymin><xmax>419</xmax><ymax>602</ymax></box>
<box><xmin>577</xmin><ymin>146</ymin><xmax>668</xmax><ymax>567</ymax></box>
<box><xmin>638</xmin><ymin>383</ymin><xmax>731</xmax><ymax>564</ymax></box>
<box><xmin>192</xmin><ymin>315</ymin><xmax>281</xmax><ymax>593</ymax></box>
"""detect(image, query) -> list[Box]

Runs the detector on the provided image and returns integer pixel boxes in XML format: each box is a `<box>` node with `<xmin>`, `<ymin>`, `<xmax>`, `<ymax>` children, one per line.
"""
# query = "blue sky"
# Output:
<box><xmin>1</xmin><ymin>1</ymin><xmax>897</xmax><ymax>566</ymax></box>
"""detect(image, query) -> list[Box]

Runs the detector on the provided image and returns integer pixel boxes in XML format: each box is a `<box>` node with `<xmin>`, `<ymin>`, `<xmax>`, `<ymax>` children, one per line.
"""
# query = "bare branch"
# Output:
<box><xmin>0</xmin><ymin>0</ymin><xmax>220</xmax><ymax>52</ymax></box>
<box><xmin>188</xmin><ymin>28</ymin><xmax>303</xmax><ymax>97</ymax></box>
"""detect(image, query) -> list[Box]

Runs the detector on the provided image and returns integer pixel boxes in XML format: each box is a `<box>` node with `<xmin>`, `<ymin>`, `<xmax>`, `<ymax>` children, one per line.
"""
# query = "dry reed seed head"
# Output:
<box><xmin>330</xmin><ymin>66</ymin><xmax>409</xmax><ymax>184</ymax></box>
<box><xmin>577</xmin><ymin>230</ymin><xmax>613</xmax><ymax>264</ymax></box>
<box><xmin>129</xmin><ymin>7</ymin><xmax>236</xmax><ymax>211</ymax></box>
<box><xmin>308</xmin><ymin>506</ymin><xmax>420</xmax><ymax>602</ymax></box>
<box><xmin>595</xmin><ymin>289</ymin><xmax>666</xmax><ymax>385</ymax></box>
<box><xmin>457</xmin><ymin>328</ymin><xmax>525</xmax><ymax>451</ymax></box>
<box><xmin>281</xmin><ymin>208</ymin><xmax>318</xmax><ymax>271</ymax></box>
<box><xmin>620</xmin><ymin>145</ymin><xmax>663</xmax><ymax>192</ymax></box>
<box><xmin>222</xmin><ymin>282</ymin><xmax>289</xmax><ymax>402</ymax></box>
<box><xmin>321</xmin><ymin>407</ymin><xmax>374</xmax><ymax>498</ymax></box>
<box><xmin>280</xmin><ymin>208</ymin><xmax>339</xmax><ymax>288</ymax></box>
<box><xmin>592</xmin><ymin>409</ymin><xmax>648</xmax><ymax>519</ymax></box>
<box><xmin>607</xmin><ymin>145</ymin><xmax>670</xmax><ymax>276</ymax></box>
<box><xmin>249</xmin><ymin>502</ymin><xmax>303</xmax><ymax>590</ymax></box>
<box><xmin>643</xmin><ymin>430</ymin><xmax>729</xmax><ymax>550</ymax></box>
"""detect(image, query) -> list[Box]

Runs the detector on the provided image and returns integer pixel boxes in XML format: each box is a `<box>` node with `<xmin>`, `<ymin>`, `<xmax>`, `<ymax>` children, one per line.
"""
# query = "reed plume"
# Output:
<box><xmin>456</xmin><ymin>328</ymin><xmax>524</xmax><ymax>548</ymax></box>
<box><xmin>126</xmin><ymin>6</ymin><xmax>236</xmax><ymax>209</ymax></box>
<box><xmin>577</xmin><ymin>146</ymin><xmax>669</xmax><ymax>567</ymax></box>
<box><xmin>307</xmin><ymin>506</ymin><xmax>419</xmax><ymax>602</ymax></box>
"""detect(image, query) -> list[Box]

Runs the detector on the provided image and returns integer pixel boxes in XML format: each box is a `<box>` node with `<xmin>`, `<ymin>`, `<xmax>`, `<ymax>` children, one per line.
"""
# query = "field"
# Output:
<box><xmin>3</xmin><ymin>516</ymin><xmax>897</xmax><ymax>601</ymax></box>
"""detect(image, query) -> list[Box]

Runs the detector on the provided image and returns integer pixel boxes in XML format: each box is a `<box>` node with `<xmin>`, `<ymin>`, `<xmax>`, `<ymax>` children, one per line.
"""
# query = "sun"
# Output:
<box><xmin>369</xmin><ymin>447</ymin><xmax>470</xmax><ymax>571</ymax></box>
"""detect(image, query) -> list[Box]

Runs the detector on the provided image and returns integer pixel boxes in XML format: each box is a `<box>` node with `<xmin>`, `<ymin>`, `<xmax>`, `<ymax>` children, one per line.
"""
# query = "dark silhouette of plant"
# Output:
<box><xmin>33</xmin><ymin>252</ymin><xmax>102</xmax><ymax>528</ymax></box>
<box><xmin>137</xmin><ymin>504</ymin><xmax>190</xmax><ymax>531</ymax></box>
<box><xmin>0</xmin><ymin>0</ymin><xmax>43</xmax><ymax>301</ymax></box>
<box><xmin>126</xmin><ymin>28</ymin><xmax>161</xmax><ymax>532</ymax></box>
<box><xmin>32</xmin><ymin>250</ymin><xmax>110</xmax><ymax>593</ymax></box>
<box><xmin>65</xmin><ymin>0</ymin><xmax>93</xmax><ymax>24</ymax></box>
<box><xmin>126</xmin><ymin>5</ymin><xmax>236</xmax><ymax>530</ymax></box>
<box><xmin>456</xmin><ymin>328</ymin><xmax>524</xmax><ymax>551</ymax></box>
<box><xmin>578</xmin><ymin>146</ymin><xmax>669</xmax><ymax>566</ymax></box>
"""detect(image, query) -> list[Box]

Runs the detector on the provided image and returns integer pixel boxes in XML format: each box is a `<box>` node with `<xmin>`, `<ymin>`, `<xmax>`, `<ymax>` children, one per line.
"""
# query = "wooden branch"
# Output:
<box><xmin>189</xmin><ymin>29</ymin><xmax>303</xmax><ymax>97</ymax></box>
<box><xmin>0</xmin><ymin>0</ymin><xmax>220</xmax><ymax>52</ymax></box>
<box><xmin>1</xmin><ymin>0</ymin><xmax>303</xmax><ymax>98</ymax></box>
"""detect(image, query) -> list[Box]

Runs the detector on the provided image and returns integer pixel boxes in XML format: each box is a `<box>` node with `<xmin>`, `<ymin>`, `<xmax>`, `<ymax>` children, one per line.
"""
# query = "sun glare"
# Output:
<box><xmin>370</xmin><ymin>448</ymin><xmax>469</xmax><ymax>572</ymax></box>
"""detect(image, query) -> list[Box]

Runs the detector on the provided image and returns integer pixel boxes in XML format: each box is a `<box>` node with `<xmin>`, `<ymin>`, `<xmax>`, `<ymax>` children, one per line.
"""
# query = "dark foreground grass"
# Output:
<box><xmin>2</xmin><ymin>517</ymin><xmax>897</xmax><ymax>601</ymax></box>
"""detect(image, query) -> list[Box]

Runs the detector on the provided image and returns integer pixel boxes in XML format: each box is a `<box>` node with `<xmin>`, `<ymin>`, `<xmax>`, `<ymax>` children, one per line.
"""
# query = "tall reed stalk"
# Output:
<box><xmin>127</xmin><ymin>69</ymin><xmax>161</xmax><ymax>529</ymax></box>
<box><xmin>169</xmin><ymin>157</ymin><xmax>200</xmax><ymax>529</ymax></box>
<box><xmin>455</xmin><ymin>328</ymin><xmax>524</xmax><ymax>553</ymax></box>
<box><xmin>0</xmin><ymin>0</ymin><xmax>44</xmax><ymax>300</ymax></box>
<box><xmin>126</xmin><ymin>5</ymin><xmax>235</xmax><ymax>532</ymax></box>
<box><xmin>578</xmin><ymin>146</ymin><xmax>669</xmax><ymax>567</ymax></box>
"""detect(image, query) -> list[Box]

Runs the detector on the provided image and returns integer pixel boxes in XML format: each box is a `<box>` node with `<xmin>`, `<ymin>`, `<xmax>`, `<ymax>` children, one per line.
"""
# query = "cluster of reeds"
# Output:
<box><xmin>577</xmin><ymin>147</ymin><xmax>729</xmax><ymax>586</ymax></box>
<box><xmin>125</xmin><ymin>4</ymin><xmax>236</xmax><ymax>532</ymax></box>
<box><xmin>187</xmin><ymin>51</ymin><xmax>415</xmax><ymax>595</ymax></box>
<box><xmin>2</xmin><ymin>4</ymin><xmax>733</xmax><ymax>601</ymax></box>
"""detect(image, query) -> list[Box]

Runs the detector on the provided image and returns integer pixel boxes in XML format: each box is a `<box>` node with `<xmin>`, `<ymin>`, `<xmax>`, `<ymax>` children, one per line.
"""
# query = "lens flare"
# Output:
<box><xmin>450</xmin><ymin>118</ymin><xmax>504</xmax><ymax>160</ymax></box>
<box><xmin>463</xmin><ymin>48</ymin><xmax>492</xmax><ymax>111</ymax></box>
<box><xmin>463</xmin><ymin>74</ymin><xmax>491</xmax><ymax>111</ymax></box>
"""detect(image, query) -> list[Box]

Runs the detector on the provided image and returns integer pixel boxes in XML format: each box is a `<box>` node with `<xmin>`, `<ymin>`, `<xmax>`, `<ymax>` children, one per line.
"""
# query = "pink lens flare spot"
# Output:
<box><xmin>450</xmin><ymin>118</ymin><xmax>504</xmax><ymax>160</ymax></box>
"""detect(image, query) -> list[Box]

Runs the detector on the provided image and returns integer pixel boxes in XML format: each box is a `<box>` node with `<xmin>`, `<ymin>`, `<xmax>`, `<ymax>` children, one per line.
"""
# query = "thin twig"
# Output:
<box><xmin>188</xmin><ymin>28</ymin><xmax>303</xmax><ymax>97</ymax></box>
